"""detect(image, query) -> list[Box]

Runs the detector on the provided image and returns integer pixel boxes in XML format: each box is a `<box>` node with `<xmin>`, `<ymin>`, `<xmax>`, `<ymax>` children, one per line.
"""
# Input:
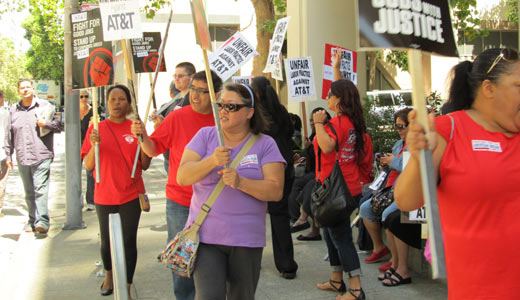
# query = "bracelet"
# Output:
<box><xmin>314</xmin><ymin>122</ymin><xmax>324</xmax><ymax>124</ymax></box>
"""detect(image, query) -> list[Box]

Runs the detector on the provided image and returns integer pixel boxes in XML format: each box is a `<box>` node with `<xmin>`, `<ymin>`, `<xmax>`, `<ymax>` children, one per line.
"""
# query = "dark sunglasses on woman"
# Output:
<box><xmin>216</xmin><ymin>102</ymin><xmax>248</xmax><ymax>112</ymax></box>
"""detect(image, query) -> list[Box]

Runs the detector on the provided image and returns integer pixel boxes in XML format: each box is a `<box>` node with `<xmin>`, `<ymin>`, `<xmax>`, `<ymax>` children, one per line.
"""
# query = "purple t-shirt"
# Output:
<box><xmin>185</xmin><ymin>126</ymin><xmax>286</xmax><ymax>248</ymax></box>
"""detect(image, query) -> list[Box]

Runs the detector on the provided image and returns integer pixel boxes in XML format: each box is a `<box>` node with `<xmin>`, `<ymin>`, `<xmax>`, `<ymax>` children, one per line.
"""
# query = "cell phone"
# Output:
<box><xmin>375</xmin><ymin>153</ymin><xmax>384</xmax><ymax>159</ymax></box>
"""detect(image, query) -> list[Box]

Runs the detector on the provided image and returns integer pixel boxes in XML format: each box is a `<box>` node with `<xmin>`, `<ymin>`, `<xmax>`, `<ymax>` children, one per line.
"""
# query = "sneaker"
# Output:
<box><xmin>86</xmin><ymin>204</ymin><xmax>95</xmax><ymax>211</ymax></box>
<box><xmin>35</xmin><ymin>224</ymin><xmax>49</xmax><ymax>234</ymax></box>
<box><xmin>24</xmin><ymin>223</ymin><xmax>35</xmax><ymax>232</ymax></box>
<box><xmin>365</xmin><ymin>246</ymin><xmax>390</xmax><ymax>263</ymax></box>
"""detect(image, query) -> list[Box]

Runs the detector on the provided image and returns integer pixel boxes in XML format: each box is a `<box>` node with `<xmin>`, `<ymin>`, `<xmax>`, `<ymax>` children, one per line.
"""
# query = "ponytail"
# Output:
<box><xmin>447</xmin><ymin>60</ymin><xmax>474</xmax><ymax>111</ymax></box>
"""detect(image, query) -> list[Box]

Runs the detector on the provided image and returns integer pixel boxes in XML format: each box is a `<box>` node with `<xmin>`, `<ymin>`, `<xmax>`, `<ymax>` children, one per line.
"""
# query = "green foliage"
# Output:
<box><xmin>0</xmin><ymin>0</ymin><xmax>26</xmax><ymax>15</ymax></box>
<box><xmin>362</xmin><ymin>97</ymin><xmax>399</xmax><ymax>155</ymax></box>
<box><xmin>143</xmin><ymin>0</ymin><xmax>171</xmax><ymax>19</ymax></box>
<box><xmin>385</xmin><ymin>50</ymin><xmax>408</xmax><ymax>71</ymax></box>
<box><xmin>22</xmin><ymin>0</ymin><xmax>64</xmax><ymax>81</ymax></box>
<box><xmin>260</xmin><ymin>0</ymin><xmax>286</xmax><ymax>33</ymax></box>
<box><xmin>426</xmin><ymin>91</ymin><xmax>443</xmax><ymax>116</ymax></box>
<box><xmin>450</xmin><ymin>0</ymin><xmax>489</xmax><ymax>43</ymax></box>
<box><xmin>505</xmin><ymin>0</ymin><xmax>518</xmax><ymax>25</ymax></box>
<box><xmin>0</xmin><ymin>36</ymin><xmax>30</xmax><ymax>103</ymax></box>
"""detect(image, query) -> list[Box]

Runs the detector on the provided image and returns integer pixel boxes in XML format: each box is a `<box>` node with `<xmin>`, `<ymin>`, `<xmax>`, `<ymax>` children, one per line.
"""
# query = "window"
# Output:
<box><xmin>209</xmin><ymin>25</ymin><xmax>239</xmax><ymax>49</ymax></box>
<box><xmin>459</xmin><ymin>30</ymin><xmax>519</xmax><ymax>57</ymax></box>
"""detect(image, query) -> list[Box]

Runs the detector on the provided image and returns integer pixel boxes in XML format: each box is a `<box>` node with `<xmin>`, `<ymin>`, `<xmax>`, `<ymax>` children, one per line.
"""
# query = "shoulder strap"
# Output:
<box><xmin>317</xmin><ymin>119</ymin><xmax>340</xmax><ymax>178</ymax></box>
<box><xmin>192</xmin><ymin>134</ymin><xmax>260</xmax><ymax>229</ymax></box>
<box><xmin>449</xmin><ymin>115</ymin><xmax>455</xmax><ymax>141</ymax></box>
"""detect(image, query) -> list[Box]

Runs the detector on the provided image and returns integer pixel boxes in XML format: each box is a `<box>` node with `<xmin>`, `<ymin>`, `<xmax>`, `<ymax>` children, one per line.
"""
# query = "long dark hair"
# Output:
<box><xmin>447</xmin><ymin>47</ymin><xmax>519</xmax><ymax>112</ymax></box>
<box><xmin>252</xmin><ymin>76</ymin><xmax>294</xmax><ymax>138</ymax></box>
<box><xmin>222</xmin><ymin>83</ymin><xmax>268</xmax><ymax>134</ymax></box>
<box><xmin>252</xmin><ymin>76</ymin><xmax>294</xmax><ymax>164</ymax></box>
<box><xmin>330</xmin><ymin>79</ymin><xmax>366</xmax><ymax>157</ymax></box>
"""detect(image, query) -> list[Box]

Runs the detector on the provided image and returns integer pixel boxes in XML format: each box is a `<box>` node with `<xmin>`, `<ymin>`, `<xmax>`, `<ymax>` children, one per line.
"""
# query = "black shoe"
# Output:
<box><xmin>281</xmin><ymin>271</ymin><xmax>296</xmax><ymax>279</ymax></box>
<box><xmin>100</xmin><ymin>282</ymin><xmax>113</xmax><ymax>296</ymax></box>
<box><xmin>290</xmin><ymin>221</ymin><xmax>310</xmax><ymax>233</ymax></box>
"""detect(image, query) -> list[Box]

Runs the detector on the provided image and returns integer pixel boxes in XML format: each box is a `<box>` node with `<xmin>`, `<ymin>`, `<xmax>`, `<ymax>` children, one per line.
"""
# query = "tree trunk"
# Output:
<box><xmin>251</xmin><ymin>0</ymin><xmax>274</xmax><ymax>76</ymax></box>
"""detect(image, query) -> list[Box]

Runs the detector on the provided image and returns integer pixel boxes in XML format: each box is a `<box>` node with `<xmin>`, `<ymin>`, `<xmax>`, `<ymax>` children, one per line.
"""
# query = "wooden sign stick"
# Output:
<box><xmin>91</xmin><ymin>87</ymin><xmax>101</xmax><ymax>183</ymax></box>
<box><xmin>121</xmin><ymin>38</ymin><xmax>142</xmax><ymax>178</ymax></box>
<box><xmin>131</xmin><ymin>8</ymin><xmax>174</xmax><ymax>177</ymax></box>
<box><xmin>202</xmin><ymin>49</ymin><xmax>225</xmax><ymax>147</ymax></box>
<box><xmin>408</xmin><ymin>49</ymin><xmax>446</xmax><ymax>279</ymax></box>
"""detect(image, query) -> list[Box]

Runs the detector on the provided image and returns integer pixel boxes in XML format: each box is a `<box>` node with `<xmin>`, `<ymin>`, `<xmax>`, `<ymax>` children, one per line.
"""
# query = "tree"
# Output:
<box><xmin>22</xmin><ymin>0</ymin><xmax>64</xmax><ymax>81</ymax></box>
<box><xmin>0</xmin><ymin>0</ymin><xmax>26</xmax><ymax>15</ymax></box>
<box><xmin>0</xmin><ymin>36</ymin><xmax>30</xmax><ymax>103</ymax></box>
<box><xmin>0</xmin><ymin>37</ymin><xmax>29</xmax><ymax>102</ymax></box>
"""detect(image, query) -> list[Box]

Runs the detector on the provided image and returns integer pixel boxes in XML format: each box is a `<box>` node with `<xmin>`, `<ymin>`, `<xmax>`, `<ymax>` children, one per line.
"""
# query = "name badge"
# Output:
<box><xmin>472</xmin><ymin>140</ymin><xmax>502</xmax><ymax>153</ymax></box>
<box><xmin>240</xmin><ymin>154</ymin><xmax>258</xmax><ymax>166</ymax></box>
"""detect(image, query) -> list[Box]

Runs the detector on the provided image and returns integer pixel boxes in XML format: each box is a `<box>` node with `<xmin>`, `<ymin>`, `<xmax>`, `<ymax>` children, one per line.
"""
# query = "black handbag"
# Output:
<box><xmin>311</xmin><ymin>120</ymin><xmax>356</xmax><ymax>227</ymax></box>
<box><xmin>370</xmin><ymin>186</ymin><xmax>394</xmax><ymax>216</ymax></box>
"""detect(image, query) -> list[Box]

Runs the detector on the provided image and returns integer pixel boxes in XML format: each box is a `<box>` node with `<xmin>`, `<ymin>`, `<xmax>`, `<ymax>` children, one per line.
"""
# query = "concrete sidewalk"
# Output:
<box><xmin>0</xmin><ymin>133</ymin><xmax>447</xmax><ymax>300</ymax></box>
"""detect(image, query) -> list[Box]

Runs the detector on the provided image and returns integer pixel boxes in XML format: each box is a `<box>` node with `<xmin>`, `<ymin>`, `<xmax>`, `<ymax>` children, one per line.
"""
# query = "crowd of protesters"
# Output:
<box><xmin>3</xmin><ymin>45</ymin><xmax>519</xmax><ymax>300</ymax></box>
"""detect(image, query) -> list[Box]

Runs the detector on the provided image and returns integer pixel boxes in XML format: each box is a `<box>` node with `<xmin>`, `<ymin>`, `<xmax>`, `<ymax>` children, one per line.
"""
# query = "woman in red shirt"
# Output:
<box><xmin>314</xmin><ymin>79</ymin><xmax>371</xmax><ymax>300</ymax></box>
<box><xmin>82</xmin><ymin>85</ymin><xmax>151</xmax><ymax>299</ymax></box>
<box><xmin>395</xmin><ymin>48</ymin><xmax>520</xmax><ymax>299</ymax></box>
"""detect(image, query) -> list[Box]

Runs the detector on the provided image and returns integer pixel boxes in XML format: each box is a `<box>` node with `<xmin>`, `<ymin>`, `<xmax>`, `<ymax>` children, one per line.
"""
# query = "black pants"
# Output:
<box><xmin>288</xmin><ymin>172</ymin><xmax>315</xmax><ymax>222</ymax></box>
<box><xmin>96</xmin><ymin>198</ymin><xmax>141</xmax><ymax>284</ymax></box>
<box><xmin>268</xmin><ymin>165</ymin><xmax>298</xmax><ymax>273</ymax></box>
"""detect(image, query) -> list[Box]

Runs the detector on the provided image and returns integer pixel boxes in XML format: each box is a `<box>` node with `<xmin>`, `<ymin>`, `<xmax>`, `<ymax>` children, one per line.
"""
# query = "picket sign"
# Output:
<box><xmin>322</xmin><ymin>44</ymin><xmax>358</xmax><ymax>99</ymax></box>
<box><xmin>263</xmin><ymin>17</ymin><xmax>290</xmax><ymax>73</ymax></box>
<box><xmin>209</xmin><ymin>32</ymin><xmax>258</xmax><ymax>81</ymax></box>
<box><xmin>99</xmin><ymin>0</ymin><xmax>142</xmax><ymax>41</ymax></box>
<box><xmin>284</xmin><ymin>57</ymin><xmax>316</xmax><ymax>103</ymax></box>
<box><xmin>232</xmin><ymin>76</ymin><xmax>255</xmax><ymax>86</ymax></box>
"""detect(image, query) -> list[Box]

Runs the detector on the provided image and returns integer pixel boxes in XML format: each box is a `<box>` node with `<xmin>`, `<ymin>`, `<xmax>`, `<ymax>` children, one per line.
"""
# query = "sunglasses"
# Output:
<box><xmin>189</xmin><ymin>87</ymin><xmax>210</xmax><ymax>95</ymax></box>
<box><xmin>80</xmin><ymin>95</ymin><xmax>89</xmax><ymax>99</ymax></box>
<box><xmin>216</xmin><ymin>102</ymin><xmax>248</xmax><ymax>112</ymax></box>
<box><xmin>395</xmin><ymin>124</ymin><xmax>408</xmax><ymax>130</ymax></box>
<box><xmin>485</xmin><ymin>48</ymin><xmax>519</xmax><ymax>79</ymax></box>
<box><xmin>327</xmin><ymin>90</ymin><xmax>333</xmax><ymax>99</ymax></box>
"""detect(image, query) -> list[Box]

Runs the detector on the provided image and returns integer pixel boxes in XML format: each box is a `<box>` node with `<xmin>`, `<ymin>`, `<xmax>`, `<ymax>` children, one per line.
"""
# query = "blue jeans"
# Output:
<box><xmin>359</xmin><ymin>198</ymin><xmax>398</xmax><ymax>223</ymax></box>
<box><xmin>18</xmin><ymin>158</ymin><xmax>52</xmax><ymax>228</ymax></box>
<box><xmin>322</xmin><ymin>195</ymin><xmax>362</xmax><ymax>276</ymax></box>
<box><xmin>166</xmin><ymin>199</ymin><xmax>195</xmax><ymax>300</ymax></box>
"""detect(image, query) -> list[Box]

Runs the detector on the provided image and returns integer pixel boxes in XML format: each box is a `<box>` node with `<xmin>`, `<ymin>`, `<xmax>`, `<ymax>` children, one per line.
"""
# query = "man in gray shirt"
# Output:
<box><xmin>4</xmin><ymin>79</ymin><xmax>62</xmax><ymax>234</ymax></box>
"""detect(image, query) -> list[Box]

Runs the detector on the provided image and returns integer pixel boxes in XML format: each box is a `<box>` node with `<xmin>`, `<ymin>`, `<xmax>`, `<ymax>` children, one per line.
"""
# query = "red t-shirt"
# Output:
<box><xmin>314</xmin><ymin>115</ymin><xmax>365</xmax><ymax>196</ymax></box>
<box><xmin>359</xmin><ymin>133</ymin><xmax>374</xmax><ymax>185</ymax></box>
<box><xmin>435</xmin><ymin>110</ymin><xmax>520</xmax><ymax>299</ymax></box>
<box><xmin>150</xmin><ymin>105</ymin><xmax>215</xmax><ymax>207</ymax></box>
<box><xmin>80</xmin><ymin>119</ymin><xmax>145</xmax><ymax>205</ymax></box>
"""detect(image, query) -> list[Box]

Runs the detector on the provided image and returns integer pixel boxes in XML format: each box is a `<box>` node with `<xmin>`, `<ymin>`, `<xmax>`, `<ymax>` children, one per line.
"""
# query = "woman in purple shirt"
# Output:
<box><xmin>177</xmin><ymin>83</ymin><xmax>286</xmax><ymax>300</ymax></box>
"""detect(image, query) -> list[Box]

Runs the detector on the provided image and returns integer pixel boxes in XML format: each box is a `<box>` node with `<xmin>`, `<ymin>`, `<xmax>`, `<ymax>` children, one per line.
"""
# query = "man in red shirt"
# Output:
<box><xmin>131</xmin><ymin>70</ymin><xmax>222</xmax><ymax>300</ymax></box>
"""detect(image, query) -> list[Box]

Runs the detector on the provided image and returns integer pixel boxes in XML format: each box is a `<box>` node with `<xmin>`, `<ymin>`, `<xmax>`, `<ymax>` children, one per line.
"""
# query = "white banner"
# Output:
<box><xmin>209</xmin><ymin>32</ymin><xmax>258</xmax><ymax>82</ymax></box>
<box><xmin>231</xmin><ymin>76</ymin><xmax>255</xmax><ymax>86</ymax></box>
<box><xmin>263</xmin><ymin>17</ymin><xmax>290</xmax><ymax>73</ymax></box>
<box><xmin>99</xmin><ymin>0</ymin><xmax>142</xmax><ymax>41</ymax></box>
<box><xmin>284</xmin><ymin>57</ymin><xmax>316</xmax><ymax>103</ymax></box>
